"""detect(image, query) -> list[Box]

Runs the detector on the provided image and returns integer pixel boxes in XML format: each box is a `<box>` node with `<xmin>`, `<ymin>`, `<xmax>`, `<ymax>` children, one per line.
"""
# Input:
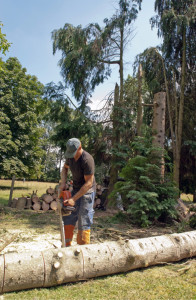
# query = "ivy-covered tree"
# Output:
<box><xmin>0</xmin><ymin>57</ymin><xmax>45</xmax><ymax>178</ymax></box>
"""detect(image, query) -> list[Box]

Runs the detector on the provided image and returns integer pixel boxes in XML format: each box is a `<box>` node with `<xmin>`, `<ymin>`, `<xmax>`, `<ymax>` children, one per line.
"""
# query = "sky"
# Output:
<box><xmin>1</xmin><ymin>0</ymin><xmax>161</xmax><ymax>109</ymax></box>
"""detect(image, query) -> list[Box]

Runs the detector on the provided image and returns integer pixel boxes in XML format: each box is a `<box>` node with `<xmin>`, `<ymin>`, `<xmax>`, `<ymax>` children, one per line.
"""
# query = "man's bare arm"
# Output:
<box><xmin>59</xmin><ymin>164</ymin><xmax>69</xmax><ymax>192</ymax></box>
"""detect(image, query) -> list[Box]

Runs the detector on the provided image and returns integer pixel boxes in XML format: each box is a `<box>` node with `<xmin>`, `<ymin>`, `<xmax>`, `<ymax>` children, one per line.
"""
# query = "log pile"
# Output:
<box><xmin>93</xmin><ymin>184</ymin><xmax>108</xmax><ymax>210</ymax></box>
<box><xmin>11</xmin><ymin>183</ymin><xmax>73</xmax><ymax>212</ymax></box>
<box><xmin>175</xmin><ymin>198</ymin><xmax>196</xmax><ymax>223</ymax></box>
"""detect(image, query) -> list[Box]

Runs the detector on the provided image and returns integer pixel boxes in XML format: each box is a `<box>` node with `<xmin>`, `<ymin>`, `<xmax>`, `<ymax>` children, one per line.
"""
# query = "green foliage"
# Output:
<box><xmin>0</xmin><ymin>57</ymin><xmax>45</xmax><ymax>178</ymax></box>
<box><xmin>0</xmin><ymin>22</ymin><xmax>11</xmax><ymax>56</ymax></box>
<box><xmin>189</xmin><ymin>215</ymin><xmax>196</xmax><ymax>229</ymax></box>
<box><xmin>51</xmin><ymin>0</ymin><xmax>142</xmax><ymax>106</ymax></box>
<box><xmin>43</xmin><ymin>82</ymin><xmax>107</xmax><ymax>168</ymax></box>
<box><xmin>111</xmin><ymin>137</ymin><xmax>178</xmax><ymax>227</ymax></box>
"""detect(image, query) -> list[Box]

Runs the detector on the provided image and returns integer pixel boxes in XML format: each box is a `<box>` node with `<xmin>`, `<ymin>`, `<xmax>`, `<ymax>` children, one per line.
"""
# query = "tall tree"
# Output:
<box><xmin>0</xmin><ymin>57</ymin><xmax>45</xmax><ymax>178</ymax></box>
<box><xmin>44</xmin><ymin>82</ymin><xmax>104</xmax><ymax>168</ymax></box>
<box><xmin>150</xmin><ymin>0</ymin><xmax>196</xmax><ymax>188</ymax></box>
<box><xmin>52</xmin><ymin>0</ymin><xmax>142</xmax><ymax>196</ymax></box>
<box><xmin>52</xmin><ymin>0</ymin><xmax>142</xmax><ymax>107</ymax></box>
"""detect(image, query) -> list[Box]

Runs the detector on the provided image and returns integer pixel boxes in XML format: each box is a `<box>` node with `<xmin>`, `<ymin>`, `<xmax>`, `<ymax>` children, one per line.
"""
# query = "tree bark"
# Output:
<box><xmin>136</xmin><ymin>64</ymin><xmax>143</xmax><ymax>136</ymax></box>
<box><xmin>8</xmin><ymin>175</ymin><xmax>15</xmax><ymax>207</ymax></box>
<box><xmin>173</xmin><ymin>28</ymin><xmax>186</xmax><ymax>188</ymax></box>
<box><xmin>0</xmin><ymin>230</ymin><xmax>196</xmax><ymax>293</ymax></box>
<box><xmin>105</xmin><ymin>83</ymin><xmax>120</xmax><ymax>207</ymax></box>
<box><xmin>152</xmin><ymin>92</ymin><xmax>166</xmax><ymax>179</ymax></box>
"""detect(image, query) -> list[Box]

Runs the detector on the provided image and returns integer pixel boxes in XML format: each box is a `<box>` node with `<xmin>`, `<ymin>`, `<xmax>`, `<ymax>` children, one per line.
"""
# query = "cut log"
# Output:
<box><xmin>52</xmin><ymin>193</ymin><xmax>58</xmax><ymax>200</ymax></box>
<box><xmin>175</xmin><ymin>198</ymin><xmax>189</xmax><ymax>220</ymax></box>
<box><xmin>11</xmin><ymin>198</ymin><xmax>18</xmax><ymax>208</ymax></box>
<box><xmin>50</xmin><ymin>200</ymin><xmax>58</xmax><ymax>211</ymax></box>
<box><xmin>55</xmin><ymin>185</ymin><xmax>59</xmax><ymax>193</ymax></box>
<box><xmin>15</xmin><ymin>197</ymin><xmax>27</xmax><ymax>209</ymax></box>
<box><xmin>42</xmin><ymin>201</ymin><xmax>49</xmax><ymax>212</ymax></box>
<box><xmin>25</xmin><ymin>198</ymin><xmax>32</xmax><ymax>209</ymax></box>
<box><xmin>31</xmin><ymin>195</ymin><xmax>39</xmax><ymax>203</ymax></box>
<box><xmin>32</xmin><ymin>202</ymin><xmax>41</xmax><ymax>211</ymax></box>
<box><xmin>46</xmin><ymin>188</ymin><xmax>55</xmax><ymax>195</ymax></box>
<box><xmin>42</xmin><ymin>194</ymin><xmax>53</xmax><ymax>204</ymax></box>
<box><xmin>93</xmin><ymin>198</ymin><xmax>101</xmax><ymax>209</ymax></box>
<box><xmin>96</xmin><ymin>184</ymin><xmax>102</xmax><ymax>190</ymax></box>
<box><xmin>96</xmin><ymin>190</ymin><xmax>102</xmax><ymax>196</ymax></box>
<box><xmin>0</xmin><ymin>230</ymin><xmax>196</xmax><ymax>293</ymax></box>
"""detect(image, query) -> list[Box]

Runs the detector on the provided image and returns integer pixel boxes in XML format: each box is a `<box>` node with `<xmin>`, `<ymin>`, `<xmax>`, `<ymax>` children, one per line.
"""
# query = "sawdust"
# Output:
<box><xmin>0</xmin><ymin>209</ymin><xmax>181</xmax><ymax>255</ymax></box>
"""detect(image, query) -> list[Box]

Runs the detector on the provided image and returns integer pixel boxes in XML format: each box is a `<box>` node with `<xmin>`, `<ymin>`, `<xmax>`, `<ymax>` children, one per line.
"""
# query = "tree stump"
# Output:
<box><xmin>15</xmin><ymin>197</ymin><xmax>27</xmax><ymax>209</ymax></box>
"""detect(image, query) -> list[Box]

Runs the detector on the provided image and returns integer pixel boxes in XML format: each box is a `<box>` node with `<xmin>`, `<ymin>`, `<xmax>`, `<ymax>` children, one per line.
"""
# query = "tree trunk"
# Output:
<box><xmin>8</xmin><ymin>175</ymin><xmax>15</xmax><ymax>207</ymax></box>
<box><xmin>152</xmin><ymin>92</ymin><xmax>166</xmax><ymax>179</ymax></box>
<box><xmin>136</xmin><ymin>64</ymin><xmax>143</xmax><ymax>136</ymax></box>
<box><xmin>0</xmin><ymin>230</ymin><xmax>196</xmax><ymax>293</ymax></box>
<box><xmin>105</xmin><ymin>83</ymin><xmax>120</xmax><ymax>207</ymax></box>
<box><xmin>174</xmin><ymin>28</ymin><xmax>186</xmax><ymax>188</ymax></box>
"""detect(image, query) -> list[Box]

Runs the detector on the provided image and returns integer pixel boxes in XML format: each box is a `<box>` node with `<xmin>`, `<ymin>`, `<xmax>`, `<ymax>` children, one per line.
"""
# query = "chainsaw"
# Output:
<box><xmin>57</xmin><ymin>189</ymin><xmax>75</xmax><ymax>247</ymax></box>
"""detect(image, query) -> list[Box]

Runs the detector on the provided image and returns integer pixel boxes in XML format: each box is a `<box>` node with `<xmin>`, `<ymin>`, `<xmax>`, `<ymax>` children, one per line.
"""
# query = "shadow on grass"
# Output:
<box><xmin>0</xmin><ymin>206</ymin><xmax>59</xmax><ymax>231</ymax></box>
<box><xmin>0</xmin><ymin>186</ymin><xmax>29</xmax><ymax>190</ymax></box>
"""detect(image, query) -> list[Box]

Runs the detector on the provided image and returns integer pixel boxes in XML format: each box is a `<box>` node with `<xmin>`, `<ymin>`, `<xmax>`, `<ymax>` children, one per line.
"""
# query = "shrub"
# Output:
<box><xmin>110</xmin><ymin>137</ymin><xmax>178</xmax><ymax>227</ymax></box>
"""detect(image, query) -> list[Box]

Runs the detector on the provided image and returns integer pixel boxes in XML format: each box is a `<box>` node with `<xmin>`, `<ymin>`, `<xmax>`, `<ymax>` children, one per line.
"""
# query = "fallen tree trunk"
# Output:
<box><xmin>0</xmin><ymin>230</ymin><xmax>196</xmax><ymax>293</ymax></box>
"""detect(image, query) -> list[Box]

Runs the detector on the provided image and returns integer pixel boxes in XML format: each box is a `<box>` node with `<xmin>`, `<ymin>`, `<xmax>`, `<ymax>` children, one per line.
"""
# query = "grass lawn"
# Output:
<box><xmin>0</xmin><ymin>180</ymin><xmax>196</xmax><ymax>299</ymax></box>
<box><xmin>0</xmin><ymin>179</ymin><xmax>57</xmax><ymax>206</ymax></box>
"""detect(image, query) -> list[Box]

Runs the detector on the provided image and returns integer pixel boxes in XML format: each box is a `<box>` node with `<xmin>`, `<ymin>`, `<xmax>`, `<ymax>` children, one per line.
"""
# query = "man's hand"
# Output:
<box><xmin>63</xmin><ymin>198</ymin><xmax>75</xmax><ymax>207</ymax></box>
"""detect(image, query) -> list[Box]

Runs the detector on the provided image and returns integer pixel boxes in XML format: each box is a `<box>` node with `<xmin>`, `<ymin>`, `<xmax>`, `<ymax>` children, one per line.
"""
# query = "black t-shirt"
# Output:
<box><xmin>66</xmin><ymin>150</ymin><xmax>96</xmax><ymax>192</ymax></box>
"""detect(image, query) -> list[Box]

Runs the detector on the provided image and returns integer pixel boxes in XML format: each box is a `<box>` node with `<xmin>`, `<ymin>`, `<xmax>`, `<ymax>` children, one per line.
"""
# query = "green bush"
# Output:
<box><xmin>111</xmin><ymin>137</ymin><xmax>178</xmax><ymax>227</ymax></box>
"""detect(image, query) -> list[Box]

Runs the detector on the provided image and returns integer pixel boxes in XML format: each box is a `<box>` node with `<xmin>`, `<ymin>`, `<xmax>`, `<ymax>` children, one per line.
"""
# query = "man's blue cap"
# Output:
<box><xmin>65</xmin><ymin>138</ymin><xmax>81</xmax><ymax>158</ymax></box>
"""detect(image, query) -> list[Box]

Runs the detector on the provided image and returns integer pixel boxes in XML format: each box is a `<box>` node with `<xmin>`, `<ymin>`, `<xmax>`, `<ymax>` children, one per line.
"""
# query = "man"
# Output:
<box><xmin>59</xmin><ymin>138</ymin><xmax>96</xmax><ymax>246</ymax></box>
